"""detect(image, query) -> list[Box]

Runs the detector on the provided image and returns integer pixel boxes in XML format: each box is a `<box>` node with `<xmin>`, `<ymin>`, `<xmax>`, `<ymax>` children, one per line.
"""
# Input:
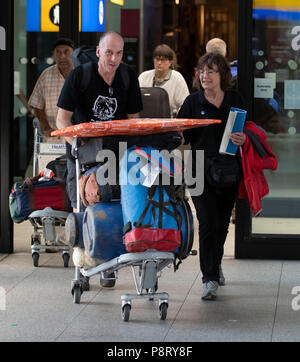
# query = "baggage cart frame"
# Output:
<box><xmin>29</xmin><ymin>118</ymin><xmax>70</xmax><ymax>267</ymax></box>
<box><xmin>69</xmin><ymin>136</ymin><xmax>195</xmax><ymax>321</ymax></box>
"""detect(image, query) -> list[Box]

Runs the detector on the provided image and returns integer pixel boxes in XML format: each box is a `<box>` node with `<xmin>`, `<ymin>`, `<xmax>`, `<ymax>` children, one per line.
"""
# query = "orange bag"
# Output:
<box><xmin>79</xmin><ymin>164</ymin><xmax>120</xmax><ymax>207</ymax></box>
<box><xmin>79</xmin><ymin>171</ymin><xmax>102</xmax><ymax>207</ymax></box>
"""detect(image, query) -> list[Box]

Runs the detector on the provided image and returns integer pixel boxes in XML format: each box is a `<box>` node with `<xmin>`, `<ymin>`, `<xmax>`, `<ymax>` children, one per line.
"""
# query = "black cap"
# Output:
<box><xmin>53</xmin><ymin>38</ymin><xmax>75</xmax><ymax>50</ymax></box>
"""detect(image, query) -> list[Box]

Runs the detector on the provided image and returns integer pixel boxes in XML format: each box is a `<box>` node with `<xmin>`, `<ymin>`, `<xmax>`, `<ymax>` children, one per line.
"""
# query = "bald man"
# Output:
<box><xmin>56</xmin><ymin>31</ymin><xmax>143</xmax><ymax>210</ymax></box>
<box><xmin>57</xmin><ymin>31</ymin><xmax>142</xmax><ymax>145</ymax></box>
<box><xmin>206</xmin><ymin>38</ymin><xmax>227</xmax><ymax>57</ymax></box>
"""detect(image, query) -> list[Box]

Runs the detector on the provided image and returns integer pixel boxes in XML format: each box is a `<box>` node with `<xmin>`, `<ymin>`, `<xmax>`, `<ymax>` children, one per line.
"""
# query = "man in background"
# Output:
<box><xmin>206</xmin><ymin>37</ymin><xmax>227</xmax><ymax>57</ymax></box>
<box><xmin>193</xmin><ymin>37</ymin><xmax>237</xmax><ymax>91</ymax></box>
<box><xmin>29</xmin><ymin>38</ymin><xmax>74</xmax><ymax>140</ymax></box>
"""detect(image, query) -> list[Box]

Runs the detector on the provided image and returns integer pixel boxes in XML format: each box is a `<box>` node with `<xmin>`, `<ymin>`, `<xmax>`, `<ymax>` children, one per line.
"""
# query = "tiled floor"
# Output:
<box><xmin>1</xmin><ymin>216</ymin><xmax>300</xmax><ymax>342</ymax></box>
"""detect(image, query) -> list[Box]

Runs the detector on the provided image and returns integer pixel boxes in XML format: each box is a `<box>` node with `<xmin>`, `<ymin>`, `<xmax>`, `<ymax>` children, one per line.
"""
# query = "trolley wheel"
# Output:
<box><xmin>159</xmin><ymin>303</ymin><xmax>168</xmax><ymax>320</ymax></box>
<box><xmin>72</xmin><ymin>286</ymin><xmax>82</xmax><ymax>304</ymax></box>
<box><xmin>80</xmin><ymin>274</ymin><xmax>90</xmax><ymax>291</ymax></box>
<box><xmin>146</xmin><ymin>282</ymin><xmax>158</xmax><ymax>294</ymax></box>
<box><xmin>32</xmin><ymin>252</ymin><xmax>39</xmax><ymax>267</ymax></box>
<box><xmin>31</xmin><ymin>235</ymin><xmax>41</xmax><ymax>246</ymax></box>
<box><xmin>121</xmin><ymin>304</ymin><xmax>131</xmax><ymax>322</ymax></box>
<box><xmin>62</xmin><ymin>253</ymin><xmax>70</xmax><ymax>268</ymax></box>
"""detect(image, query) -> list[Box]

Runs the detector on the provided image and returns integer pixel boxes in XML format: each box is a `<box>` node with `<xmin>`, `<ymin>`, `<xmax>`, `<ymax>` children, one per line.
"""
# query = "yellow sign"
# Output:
<box><xmin>254</xmin><ymin>0</ymin><xmax>300</xmax><ymax>8</ymax></box>
<box><xmin>41</xmin><ymin>0</ymin><xmax>60</xmax><ymax>32</ymax></box>
<box><xmin>79</xmin><ymin>0</ymin><xmax>81</xmax><ymax>32</ymax></box>
<box><xmin>110</xmin><ymin>0</ymin><xmax>124</xmax><ymax>5</ymax></box>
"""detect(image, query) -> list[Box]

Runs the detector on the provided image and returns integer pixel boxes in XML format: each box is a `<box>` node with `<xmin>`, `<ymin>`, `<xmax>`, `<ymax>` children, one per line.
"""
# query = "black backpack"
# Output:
<box><xmin>72</xmin><ymin>45</ymin><xmax>98</xmax><ymax>67</ymax></box>
<box><xmin>139</xmin><ymin>87</ymin><xmax>171</xmax><ymax>118</ymax></box>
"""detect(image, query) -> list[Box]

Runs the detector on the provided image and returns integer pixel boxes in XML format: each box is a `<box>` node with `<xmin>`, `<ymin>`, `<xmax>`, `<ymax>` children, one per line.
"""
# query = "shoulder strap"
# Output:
<box><xmin>80</xmin><ymin>62</ymin><xmax>129</xmax><ymax>92</ymax></box>
<box><xmin>119</xmin><ymin>63</ymin><xmax>130</xmax><ymax>91</ymax></box>
<box><xmin>80</xmin><ymin>62</ymin><xmax>94</xmax><ymax>92</ymax></box>
<box><xmin>244</xmin><ymin>129</ymin><xmax>268</xmax><ymax>158</ymax></box>
<box><xmin>133</xmin><ymin>183</ymin><xmax>182</xmax><ymax>230</ymax></box>
<box><xmin>71</xmin><ymin>46</ymin><xmax>82</xmax><ymax>67</ymax></box>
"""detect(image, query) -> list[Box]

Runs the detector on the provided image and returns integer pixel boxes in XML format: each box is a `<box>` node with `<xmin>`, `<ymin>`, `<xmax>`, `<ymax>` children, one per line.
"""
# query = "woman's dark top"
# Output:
<box><xmin>178</xmin><ymin>89</ymin><xmax>246</xmax><ymax>157</ymax></box>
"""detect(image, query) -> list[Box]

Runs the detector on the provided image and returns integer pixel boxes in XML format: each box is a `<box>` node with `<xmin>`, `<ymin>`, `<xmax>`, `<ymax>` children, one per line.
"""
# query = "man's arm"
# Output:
<box><xmin>34</xmin><ymin>108</ymin><xmax>53</xmax><ymax>137</ymax></box>
<box><xmin>56</xmin><ymin>107</ymin><xmax>74</xmax><ymax>145</ymax></box>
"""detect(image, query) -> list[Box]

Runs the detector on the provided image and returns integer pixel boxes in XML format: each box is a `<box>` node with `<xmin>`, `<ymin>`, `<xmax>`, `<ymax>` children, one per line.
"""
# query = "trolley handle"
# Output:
<box><xmin>71</xmin><ymin>137</ymin><xmax>81</xmax><ymax>212</ymax></box>
<box><xmin>32</xmin><ymin>117</ymin><xmax>43</xmax><ymax>136</ymax></box>
<box><xmin>71</xmin><ymin>137</ymin><xmax>79</xmax><ymax>159</ymax></box>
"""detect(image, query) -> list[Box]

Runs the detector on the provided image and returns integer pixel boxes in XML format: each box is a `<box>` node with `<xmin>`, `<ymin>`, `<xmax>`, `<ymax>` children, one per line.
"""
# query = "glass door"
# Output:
<box><xmin>13</xmin><ymin>0</ymin><xmax>58</xmax><ymax>182</ymax></box>
<box><xmin>235</xmin><ymin>0</ymin><xmax>300</xmax><ymax>259</ymax></box>
<box><xmin>251</xmin><ymin>1</ymin><xmax>300</xmax><ymax>235</ymax></box>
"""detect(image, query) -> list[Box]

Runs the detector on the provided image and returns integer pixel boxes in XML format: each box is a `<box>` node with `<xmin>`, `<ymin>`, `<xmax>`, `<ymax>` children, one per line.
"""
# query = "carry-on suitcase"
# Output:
<box><xmin>139</xmin><ymin>87</ymin><xmax>171</xmax><ymax>118</ymax></box>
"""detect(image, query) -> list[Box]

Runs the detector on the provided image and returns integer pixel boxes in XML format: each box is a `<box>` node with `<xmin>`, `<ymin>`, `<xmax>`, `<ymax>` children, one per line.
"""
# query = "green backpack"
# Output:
<box><xmin>9</xmin><ymin>182</ymin><xmax>27</xmax><ymax>223</ymax></box>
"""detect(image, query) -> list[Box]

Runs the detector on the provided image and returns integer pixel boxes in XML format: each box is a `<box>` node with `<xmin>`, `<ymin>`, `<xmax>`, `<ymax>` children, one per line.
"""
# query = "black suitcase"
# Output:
<box><xmin>140</xmin><ymin>87</ymin><xmax>171</xmax><ymax>118</ymax></box>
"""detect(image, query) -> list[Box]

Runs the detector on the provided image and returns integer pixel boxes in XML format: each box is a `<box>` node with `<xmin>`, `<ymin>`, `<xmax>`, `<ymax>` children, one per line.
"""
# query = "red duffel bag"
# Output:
<box><xmin>14</xmin><ymin>174</ymin><xmax>71</xmax><ymax>220</ymax></box>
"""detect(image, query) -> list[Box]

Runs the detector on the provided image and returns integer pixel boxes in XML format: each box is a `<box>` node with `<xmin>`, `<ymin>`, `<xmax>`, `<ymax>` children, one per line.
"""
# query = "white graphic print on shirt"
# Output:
<box><xmin>92</xmin><ymin>95</ymin><xmax>117</xmax><ymax>121</ymax></box>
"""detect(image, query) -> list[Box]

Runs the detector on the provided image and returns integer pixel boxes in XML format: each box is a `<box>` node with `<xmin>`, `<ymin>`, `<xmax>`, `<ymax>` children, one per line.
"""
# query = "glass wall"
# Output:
<box><xmin>251</xmin><ymin>0</ymin><xmax>300</xmax><ymax>235</ymax></box>
<box><xmin>13</xmin><ymin>0</ymin><xmax>58</xmax><ymax>182</ymax></box>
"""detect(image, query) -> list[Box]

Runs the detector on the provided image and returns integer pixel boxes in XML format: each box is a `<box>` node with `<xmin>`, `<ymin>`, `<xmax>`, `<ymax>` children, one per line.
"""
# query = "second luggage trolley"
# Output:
<box><xmin>29</xmin><ymin>118</ymin><xmax>70</xmax><ymax>267</ymax></box>
<box><xmin>52</xmin><ymin>118</ymin><xmax>220</xmax><ymax>321</ymax></box>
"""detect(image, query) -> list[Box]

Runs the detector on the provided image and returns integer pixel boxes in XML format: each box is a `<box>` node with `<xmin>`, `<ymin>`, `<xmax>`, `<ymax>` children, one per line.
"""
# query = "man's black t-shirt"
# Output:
<box><xmin>58</xmin><ymin>62</ymin><xmax>142</xmax><ymax>122</ymax></box>
<box><xmin>57</xmin><ymin>62</ymin><xmax>143</xmax><ymax>158</ymax></box>
<box><xmin>178</xmin><ymin>89</ymin><xmax>246</xmax><ymax>157</ymax></box>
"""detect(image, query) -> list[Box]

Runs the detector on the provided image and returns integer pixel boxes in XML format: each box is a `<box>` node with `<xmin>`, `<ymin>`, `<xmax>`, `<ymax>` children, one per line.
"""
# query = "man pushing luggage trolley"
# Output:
<box><xmin>54</xmin><ymin>31</ymin><xmax>218</xmax><ymax>321</ymax></box>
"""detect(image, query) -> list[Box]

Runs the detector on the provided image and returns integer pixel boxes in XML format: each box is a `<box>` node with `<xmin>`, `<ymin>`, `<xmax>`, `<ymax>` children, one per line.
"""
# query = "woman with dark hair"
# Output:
<box><xmin>177</xmin><ymin>53</ymin><xmax>246</xmax><ymax>300</ymax></box>
<box><xmin>139</xmin><ymin>44</ymin><xmax>189</xmax><ymax>117</ymax></box>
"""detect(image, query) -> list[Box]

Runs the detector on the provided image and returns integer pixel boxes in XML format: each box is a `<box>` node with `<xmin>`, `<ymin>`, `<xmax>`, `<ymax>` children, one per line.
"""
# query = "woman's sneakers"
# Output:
<box><xmin>202</xmin><ymin>267</ymin><xmax>225</xmax><ymax>300</ymax></box>
<box><xmin>202</xmin><ymin>281</ymin><xmax>218</xmax><ymax>300</ymax></box>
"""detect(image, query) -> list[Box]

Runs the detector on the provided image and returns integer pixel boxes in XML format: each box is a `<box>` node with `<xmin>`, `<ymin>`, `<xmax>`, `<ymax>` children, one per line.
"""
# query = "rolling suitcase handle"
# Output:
<box><xmin>71</xmin><ymin>137</ymin><xmax>81</xmax><ymax>212</ymax></box>
<box><xmin>32</xmin><ymin>117</ymin><xmax>42</xmax><ymax>176</ymax></box>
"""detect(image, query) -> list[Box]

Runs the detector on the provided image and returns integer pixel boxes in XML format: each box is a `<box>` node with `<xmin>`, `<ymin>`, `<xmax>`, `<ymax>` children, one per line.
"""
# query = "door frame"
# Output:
<box><xmin>0</xmin><ymin>1</ymin><xmax>14</xmax><ymax>253</ymax></box>
<box><xmin>235</xmin><ymin>0</ymin><xmax>300</xmax><ymax>259</ymax></box>
<box><xmin>0</xmin><ymin>0</ymin><xmax>80</xmax><ymax>254</ymax></box>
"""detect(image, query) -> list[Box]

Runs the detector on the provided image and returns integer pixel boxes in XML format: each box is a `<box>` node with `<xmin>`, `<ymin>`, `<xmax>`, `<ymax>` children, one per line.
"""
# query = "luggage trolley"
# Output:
<box><xmin>29</xmin><ymin>118</ymin><xmax>70</xmax><ymax>267</ymax></box>
<box><xmin>52</xmin><ymin>119</ymin><xmax>219</xmax><ymax>321</ymax></box>
<box><xmin>71</xmin><ymin>196</ymin><xmax>194</xmax><ymax>322</ymax></box>
<box><xmin>75</xmin><ymin>251</ymin><xmax>176</xmax><ymax>322</ymax></box>
<box><xmin>65</xmin><ymin>135</ymin><xmax>194</xmax><ymax>322</ymax></box>
<box><xmin>32</xmin><ymin>117</ymin><xmax>67</xmax><ymax>176</ymax></box>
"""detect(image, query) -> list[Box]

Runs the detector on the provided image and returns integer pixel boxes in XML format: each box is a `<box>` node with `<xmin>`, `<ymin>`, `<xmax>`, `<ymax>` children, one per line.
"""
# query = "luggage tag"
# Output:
<box><xmin>38</xmin><ymin>168</ymin><xmax>55</xmax><ymax>181</ymax></box>
<box><xmin>140</xmin><ymin>162</ymin><xmax>160</xmax><ymax>188</ymax></box>
<box><xmin>135</xmin><ymin>146</ymin><xmax>183</xmax><ymax>188</ymax></box>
